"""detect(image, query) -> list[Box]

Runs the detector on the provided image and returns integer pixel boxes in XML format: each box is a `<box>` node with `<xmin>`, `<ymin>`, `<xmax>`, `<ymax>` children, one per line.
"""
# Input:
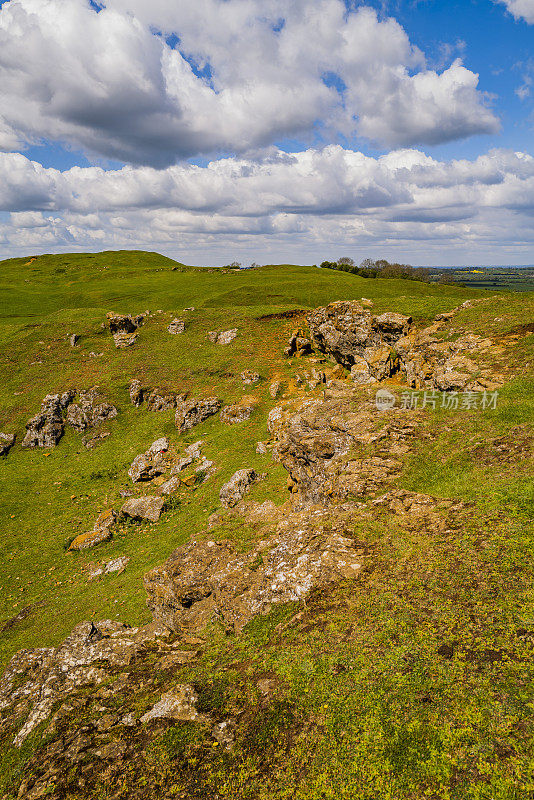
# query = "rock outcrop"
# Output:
<box><xmin>207</xmin><ymin>329</ymin><xmax>238</xmax><ymax>345</ymax></box>
<box><xmin>22</xmin><ymin>394</ymin><xmax>70</xmax><ymax>449</ymax></box>
<box><xmin>0</xmin><ymin>433</ymin><xmax>15</xmax><ymax>456</ymax></box>
<box><xmin>308</xmin><ymin>301</ymin><xmax>411</xmax><ymax>370</ymax></box>
<box><xmin>219</xmin><ymin>468</ymin><xmax>261</xmax><ymax>507</ymax></box>
<box><xmin>167</xmin><ymin>318</ymin><xmax>185</xmax><ymax>335</ymax></box>
<box><xmin>0</xmin><ymin>619</ymin><xmax>173</xmax><ymax>747</ymax></box>
<box><xmin>65</xmin><ymin>387</ymin><xmax>117</xmax><ymax>433</ymax></box>
<box><xmin>220</xmin><ymin>402</ymin><xmax>255</xmax><ymax>425</ymax></box>
<box><xmin>144</xmin><ymin>508</ymin><xmax>363</xmax><ymax>635</ymax></box>
<box><xmin>107</xmin><ymin>313</ymin><xmax>144</xmax><ymax>348</ymax></box>
<box><xmin>175</xmin><ymin>397</ymin><xmax>222</xmax><ymax>432</ymax></box>
<box><xmin>128</xmin><ymin>438</ymin><xmax>169</xmax><ymax>482</ymax></box>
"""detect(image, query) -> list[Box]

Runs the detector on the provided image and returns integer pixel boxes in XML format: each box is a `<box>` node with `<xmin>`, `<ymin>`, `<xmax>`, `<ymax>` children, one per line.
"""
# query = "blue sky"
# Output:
<box><xmin>0</xmin><ymin>0</ymin><xmax>533</xmax><ymax>265</ymax></box>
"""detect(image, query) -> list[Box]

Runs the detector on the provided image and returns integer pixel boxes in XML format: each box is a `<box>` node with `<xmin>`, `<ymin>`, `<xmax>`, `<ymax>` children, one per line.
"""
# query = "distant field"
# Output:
<box><xmin>427</xmin><ymin>266</ymin><xmax>534</xmax><ymax>292</ymax></box>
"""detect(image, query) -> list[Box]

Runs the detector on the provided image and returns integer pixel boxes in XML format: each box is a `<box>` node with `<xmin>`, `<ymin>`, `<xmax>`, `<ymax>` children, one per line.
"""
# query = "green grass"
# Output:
<box><xmin>0</xmin><ymin>250</ymin><xmax>533</xmax><ymax>800</ymax></box>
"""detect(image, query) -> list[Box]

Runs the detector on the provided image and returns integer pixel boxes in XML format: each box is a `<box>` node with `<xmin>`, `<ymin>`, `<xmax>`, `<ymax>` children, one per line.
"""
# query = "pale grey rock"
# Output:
<box><xmin>121</xmin><ymin>496</ymin><xmax>165</xmax><ymax>522</ymax></box>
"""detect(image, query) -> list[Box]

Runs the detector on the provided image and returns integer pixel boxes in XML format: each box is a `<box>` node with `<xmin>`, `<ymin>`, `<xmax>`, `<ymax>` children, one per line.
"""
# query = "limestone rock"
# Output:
<box><xmin>113</xmin><ymin>332</ymin><xmax>138</xmax><ymax>348</ymax></box>
<box><xmin>144</xmin><ymin>509</ymin><xmax>362</xmax><ymax>634</ymax></box>
<box><xmin>168</xmin><ymin>318</ymin><xmax>185</xmax><ymax>334</ymax></box>
<box><xmin>106</xmin><ymin>312</ymin><xmax>144</xmax><ymax>335</ymax></box>
<box><xmin>140</xmin><ymin>686</ymin><xmax>199</xmax><ymax>723</ymax></box>
<box><xmin>220</xmin><ymin>403</ymin><xmax>254</xmax><ymax>425</ymax></box>
<box><xmin>220</xmin><ymin>468</ymin><xmax>261</xmax><ymax>508</ymax></box>
<box><xmin>66</xmin><ymin>388</ymin><xmax>117</xmax><ymax>433</ymax></box>
<box><xmin>129</xmin><ymin>379</ymin><xmax>144</xmax><ymax>406</ymax></box>
<box><xmin>175</xmin><ymin>397</ymin><xmax>221</xmax><ymax>432</ymax></box>
<box><xmin>69</xmin><ymin>334</ymin><xmax>79</xmax><ymax>347</ymax></box>
<box><xmin>146</xmin><ymin>389</ymin><xmax>178</xmax><ymax>412</ymax></box>
<box><xmin>308</xmin><ymin>301</ymin><xmax>411</xmax><ymax>370</ymax></box>
<box><xmin>129</xmin><ymin>438</ymin><xmax>169</xmax><ymax>482</ymax></box>
<box><xmin>0</xmin><ymin>619</ymin><xmax>171</xmax><ymax>747</ymax></box>
<box><xmin>22</xmin><ymin>395</ymin><xmax>66</xmax><ymax>449</ymax></box>
<box><xmin>0</xmin><ymin>433</ymin><xmax>15</xmax><ymax>456</ymax></box>
<box><xmin>69</xmin><ymin>509</ymin><xmax>117</xmax><ymax>551</ymax></box>
<box><xmin>121</xmin><ymin>496</ymin><xmax>165</xmax><ymax>522</ymax></box>
<box><xmin>207</xmin><ymin>329</ymin><xmax>238</xmax><ymax>345</ymax></box>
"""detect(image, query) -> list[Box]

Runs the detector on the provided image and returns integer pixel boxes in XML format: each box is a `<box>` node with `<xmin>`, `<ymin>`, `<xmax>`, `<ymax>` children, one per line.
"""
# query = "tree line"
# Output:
<box><xmin>319</xmin><ymin>257</ymin><xmax>430</xmax><ymax>281</ymax></box>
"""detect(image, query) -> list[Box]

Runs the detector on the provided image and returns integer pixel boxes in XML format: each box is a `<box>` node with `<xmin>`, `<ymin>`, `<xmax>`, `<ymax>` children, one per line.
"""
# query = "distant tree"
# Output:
<box><xmin>223</xmin><ymin>261</ymin><xmax>241</xmax><ymax>268</ymax></box>
<box><xmin>337</xmin><ymin>256</ymin><xmax>355</xmax><ymax>268</ymax></box>
<box><xmin>359</xmin><ymin>258</ymin><xmax>376</xmax><ymax>271</ymax></box>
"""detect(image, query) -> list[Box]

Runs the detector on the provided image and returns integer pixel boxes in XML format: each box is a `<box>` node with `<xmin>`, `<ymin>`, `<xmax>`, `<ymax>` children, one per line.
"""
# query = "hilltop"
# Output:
<box><xmin>0</xmin><ymin>251</ymin><xmax>533</xmax><ymax>800</ymax></box>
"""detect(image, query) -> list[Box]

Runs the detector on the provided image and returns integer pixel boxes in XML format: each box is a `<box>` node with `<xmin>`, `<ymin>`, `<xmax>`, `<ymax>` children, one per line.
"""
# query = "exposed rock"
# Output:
<box><xmin>144</xmin><ymin>508</ymin><xmax>362</xmax><ymax>634</ymax></box>
<box><xmin>128</xmin><ymin>438</ymin><xmax>169</xmax><ymax>482</ymax></box>
<box><xmin>129</xmin><ymin>379</ymin><xmax>144</xmax><ymax>407</ymax></box>
<box><xmin>160</xmin><ymin>475</ymin><xmax>182</xmax><ymax>495</ymax></box>
<box><xmin>175</xmin><ymin>397</ymin><xmax>222</xmax><ymax>432</ymax></box>
<box><xmin>69</xmin><ymin>334</ymin><xmax>79</xmax><ymax>347</ymax></box>
<box><xmin>308</xmin><ymin>301</ymin><xmax>411</xmax><ymax>370</ymax></box>
<box><xmin>140</xmin><ymin>686</ymin><xmax>199</xmax><ymax>723</ymax></box>
<box><xmin>146</xmin><ymin>389</ymin><xmax>179</xmax><ymax>412</ymax></box>
<box><xmin>105</xmin><ymin>556</ymin><xmax>130</xmax><ymax>574</ymax></box>
<box><xmin>168</xmin><ymin>318</ymin><xmax>185</xmax><ymax>334</ymax></box>
<box><xmin>208</xmin><ymin>329</ymin><xmax>238</xmax><ymax>345</ymax></box>
<box><xmin>256</xmin><ymin>441</ymin><xmax>268</xmax><ymax>454</ymax></box>
<box><xmin>0</xmin><ymin>433</ymin><xmax>15</xmax><ymax>456</ymax></box>
<box><xmin>22</xmin><ymin>395</ymin><xmax>66</xmax><ymax>449</ymax></box>
<box><xmin>220</xmin><ymin>468</ymin><xmax>261</xmax><ymax>508</ymax></box>
<box><xmin>69</xmin><ymin>510</ymin><xmax>117</xmax><ymax>551</ymax></box>
<box><xmin>106</xmin><ymin>312</ymin><xmax>144</xmax><ymax>335</ymax></box>
<box><xmin>121</xmin><ymin>496</ymin><xmax>165</xmax><ymax>523</ymax></box>
<box><xmin>220</xmin><ymin>402</ymin><xmax>254</xmax><ymax>425</ymax></box>
<box><xmin>0</xmin><ymin>619</ymin><xmax>171</xmax><ymax>747</ymax></box>
<box><xmin>284</xmin><ymin>328</ymin><xmax>314</xmax><ymax>358</ymax></box>
<box><xmin>66</xmin><ymin>388</ymin><xmax>117</xmax><ymax>433</ymax></box>
<box><xmin>113</xmin><ymin>332</ymin><xmax>138</xmax><ymax>348</ymax></box>
<box><xmin>240</xmin><ymin>370</ymin><xmax>260</xmax><ymax>384</ymax></box>
<box><xmin>268</xmin><ymin>393</ymin><xmax>419</xmax><ymax>505</ymax></box>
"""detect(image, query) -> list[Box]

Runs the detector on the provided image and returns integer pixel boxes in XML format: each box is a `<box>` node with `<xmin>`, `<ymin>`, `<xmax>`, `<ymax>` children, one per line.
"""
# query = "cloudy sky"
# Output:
<box><xmin>0</xmin><ymin>0</ymin><xmax>533</xmax><ymax>266</ymax></box>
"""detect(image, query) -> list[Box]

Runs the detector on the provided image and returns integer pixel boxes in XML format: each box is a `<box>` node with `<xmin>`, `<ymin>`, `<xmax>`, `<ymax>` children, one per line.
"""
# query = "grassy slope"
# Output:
<box><xmin>0</xmin><ymin>250</ymin><xmax>533</xmax><ymax>799</ymax></box>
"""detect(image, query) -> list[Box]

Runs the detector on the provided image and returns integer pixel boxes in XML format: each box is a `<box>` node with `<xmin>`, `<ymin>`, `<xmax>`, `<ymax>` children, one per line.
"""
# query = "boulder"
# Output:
<box><xmin>207</xmin><ymin>329</ymin><xmax>238</xmax><ymax>345</ymax></box>
<box><xmin>220</xmin><ymin>468</ymin><xmax>261</xmax><ymax>508</ymax></box>
<box><xmin>350</xmin><ymin>357</ymin><xmax>372</xmax><ymax>385</ymax></box>
<box><xmin>168</xmin><ymin>318</ymin><xmax>185</xmax><ymax>335</ymax></box>
<box><xmin>175</xmin><ymin>397</ymin><xmax>222</xmax><ymax>432</ymax></box>
<box><xmin>113</xmin><ymin>332</ymin><xmax>138</xmax><ymax>348</ymax></box>
<box><xmin>128</xmin><ymin>438</ymin><xmax>169</xmax><ymax>482</ymax></box>
<box><xmin>69</xmin><ymin>509</ymin><xmax>117</xmax><ymax>551</ymax></box>
<box><xmin>66</xmin><ymin>388</ymin><xmax>117</xmax><ymax>433</ymax></box>
<box><xmin>106</xmin><ymin>313</ymin><xmax>144</xmax><ymax>335</ymax></box>
<box><xmin>129</xmin><ymin>379</ymin><xmax>144</xmax><ymax>406</ymax></box>
<box><xmin>121</xmin><ymin>496</ymin><xmax>165</xmax><ymax>522</ymax></box>
<box><xmin>69</xmin><ymin>334</ymin><xmax>79</xmax><ymax>347</ymax></box>
<box><xmin>0</xmin><ymin>433</ymin><xmax>15</xmax><ymax>456</ymax></box>
<box><xmin>22</xmin><ymin>395</ymin><xmax>65</xmax><ymax>449</ymax></box>
<box><xmin>220</xmin><ymin>403</ymin><xmax>254</xmax><ymax>425</ymax></box>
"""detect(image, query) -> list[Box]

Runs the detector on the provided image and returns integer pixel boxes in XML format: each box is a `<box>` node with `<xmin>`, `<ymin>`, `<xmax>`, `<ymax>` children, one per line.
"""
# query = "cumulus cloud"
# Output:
<box><xmin>499</xmin><ymin>0</ymin><xmax>534</xmax><ymax>24</ymax></box>
<box><xmin>0</xmin><ymin>0</ymin><xmax>499</xmax><ymax>165</ymax></box>
<box><xmin>1</xmin><ymin>146</ymin><xmax>533</xmax><ymax>263</ymax></box>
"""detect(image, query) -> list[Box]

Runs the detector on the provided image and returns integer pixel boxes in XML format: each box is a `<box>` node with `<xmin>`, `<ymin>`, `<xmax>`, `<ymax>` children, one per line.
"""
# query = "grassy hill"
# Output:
<box><xmin>0</xmin><ymin>250</ymin><xmax>533</xmax><ymax>799</ymax></box>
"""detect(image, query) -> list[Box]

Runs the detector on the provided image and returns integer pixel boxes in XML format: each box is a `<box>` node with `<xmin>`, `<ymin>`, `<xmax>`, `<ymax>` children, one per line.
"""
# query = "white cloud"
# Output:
<box><xmin>499</xmin><ymin>0</ymin><xmax>534</xmax><ymax>24</ymax></box>
<box><xmin>0</xmin><ymin>0</ymin><xmax>499</xmax><ymax>165</ymax></box>
<box><xmin>1</xmin><ymin>146</ymin><xmax>533</xmax><ymax>263</ymax></box>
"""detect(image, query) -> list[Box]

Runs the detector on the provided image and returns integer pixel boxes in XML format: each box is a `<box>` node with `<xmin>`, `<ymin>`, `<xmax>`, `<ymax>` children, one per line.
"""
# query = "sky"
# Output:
<box><xmin>0</xmin><ymin>0</ymin><xmax>533</xmax><ymax>266</ymax></box>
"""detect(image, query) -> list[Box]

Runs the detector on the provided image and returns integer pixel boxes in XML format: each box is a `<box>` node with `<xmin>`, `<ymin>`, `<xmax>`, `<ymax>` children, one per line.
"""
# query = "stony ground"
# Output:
<box><xmin>0</xmin><ymin>252</ymin><xmax>533</xmax><ymax>799</ymax></box>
